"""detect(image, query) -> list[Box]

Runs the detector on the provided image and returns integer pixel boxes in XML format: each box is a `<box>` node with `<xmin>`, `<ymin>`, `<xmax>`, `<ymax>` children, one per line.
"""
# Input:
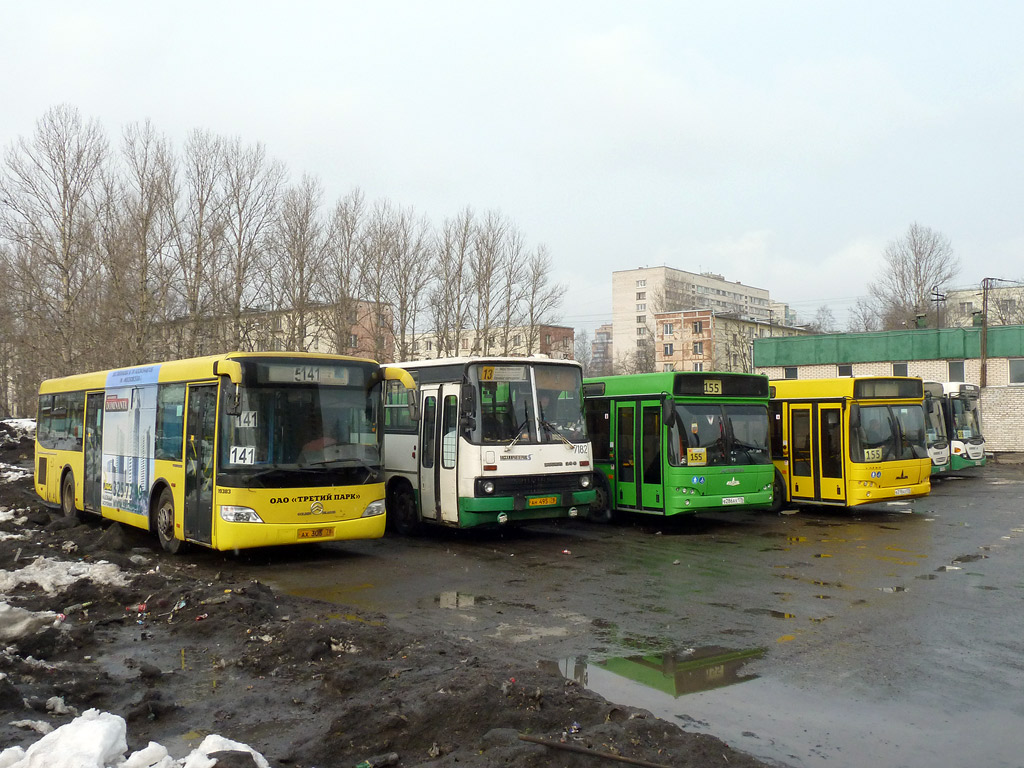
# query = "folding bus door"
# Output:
<box><xmin>615</xmin><ymin>403</ymin><xmax>638</xmax><ymax>510</ymax></box>
<box><xmin>418</xmin><ymin>389</ymin><xmax>439</xmax><ymax>521</ymax></box>
<box><xmin>817</xmin><ymin>406</ymin><xmax>846</xmax><ymax>503</ymax></box>
<box><xmin>437</xmin><ymin>384</ymin><xmax>460</xmax><ymax>523</ymax></box>
<box><xmin>789</xmin><ymin>405</ymin><xmax>816</xmax><ymax>501</ymax></box>
<box><xmin>83</xmin><ymin>392</ymin><xmax>104</xmax><ymax>513</ymax></box>
<box><xmin>184</xmin><ymin>384</ymin><xmax>217</xmax><ymax>545</ymax></box>
<box><xmin>639</xmin><ymin>401</ymin><xmax>664</xmax><ymax>512</ymax></box>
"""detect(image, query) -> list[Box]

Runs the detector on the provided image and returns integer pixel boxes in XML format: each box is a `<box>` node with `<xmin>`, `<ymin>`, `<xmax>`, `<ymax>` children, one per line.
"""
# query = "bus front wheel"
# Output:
<box><xmin>389</xmin><ymin>484</ymin><xmax>421</xmax><ymax>537</ymax></box>
<box><xmin>61</xmin><ymin>473</ymin><xmax>78</xmax><ymax>519</ymax></box>
<box><xmin>154</xmin><ymin>488</ymin><xmax>183</xmax><ymax>554</ymax></box>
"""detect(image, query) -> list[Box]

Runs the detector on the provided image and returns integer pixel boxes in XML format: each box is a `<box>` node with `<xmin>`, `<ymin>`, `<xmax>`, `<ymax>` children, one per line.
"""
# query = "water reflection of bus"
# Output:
<box><xmin>923</xmin><ymin>381</ymin><xmax>951</xmax><ymax>475</ymax></box>
<box><xmin>550</xmin><ymin>646</ymin><xmax>765</xmax><ymax>700</ymax></box>
<box><xmin>583</xmin><ymin>372</ymin><xmax>774</xmax><ymax>521</ymax></box>
<box><xmin>382</xmin><ymin>357</ymin><xmax>595</xmax><ymax>534</ymax></box>
<box><xmin>925</xmin><ymin>381</ymin><xmax>986</xmax><ymax>472</ymax></box>
<box><xmin>769</xmin><ymin>377</ymin><xmax>931</xmax><ymax>508</ymax></box>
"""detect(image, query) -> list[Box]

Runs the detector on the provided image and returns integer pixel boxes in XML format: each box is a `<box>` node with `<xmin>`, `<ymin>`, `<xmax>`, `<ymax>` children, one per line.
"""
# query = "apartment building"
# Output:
<box><xmin>612</xmin><ymin>266</ymin><xmax>772</xmax><ymax>371</ymax></box>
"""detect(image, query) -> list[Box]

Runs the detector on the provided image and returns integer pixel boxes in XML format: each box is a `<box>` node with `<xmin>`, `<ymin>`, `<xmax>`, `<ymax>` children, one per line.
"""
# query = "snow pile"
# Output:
<box><xmin>0</xmin><ymin>556</ymin><xmax>129</xmax><ymax>595</ymax></box>
<box><xmin>0</xmin><ymin>709</ymin><xmax>271</xmax><ymax>768</ymax></box>
<box><xmin>0</xmin><ymin>602</ymin><xmax>58</xmax><ymax>642</ymax></box>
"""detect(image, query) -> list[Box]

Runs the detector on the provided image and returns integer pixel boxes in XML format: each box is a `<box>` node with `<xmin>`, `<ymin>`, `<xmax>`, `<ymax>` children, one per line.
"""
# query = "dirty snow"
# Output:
<box><xmin>0</xmin><ymin>419</ymin><xmax>271</xmax><ymax>768</ymax></box>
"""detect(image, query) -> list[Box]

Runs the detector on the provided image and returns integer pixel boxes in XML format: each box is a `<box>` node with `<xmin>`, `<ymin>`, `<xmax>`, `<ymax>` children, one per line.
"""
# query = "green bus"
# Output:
<box><xmin>583</xmin><ymin>372</ymin><xmax>775</xmax><ymax>520</ymax></box>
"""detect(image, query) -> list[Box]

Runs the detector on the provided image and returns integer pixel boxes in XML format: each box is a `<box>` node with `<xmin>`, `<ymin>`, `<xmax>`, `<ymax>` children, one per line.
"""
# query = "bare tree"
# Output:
<box><xmin>319</xmin><ymin>188</ymin><xmax>367</xmax><ymax>356</ymax></box>
<box><xmin>574</xmin><ymin>329</ymin><xmax>593</xmax><ymax>375</ymax></box>
<box><xmin>867</xmin><ymin>223</ymin><xmax>959</xmax><ymax>330</ymax></box>
<box><xmin>804</xmin><ymin>305</ymin><xmax>837</xmax><ymax>334</ymax></box>
<box><xmin>167</xmin><ymin>129</ymin><xmax>224</xmax><ymax>357</ymax></box>
<box><xmin>359</xmin><ymin>200</ymin><xmax>399</xmax><ymax>361</ymax></box>
<box><xmin>0</xmin><ymin>105</ymin><xmax>108</xmax><ymax>376</ymax></box>
<box><xmin>494</xmin><ymin>226</ymin><xmax>528</xmax><ymax>355</ymax></box>
<box><xmin>270</xmin><ymin>174</ymin><xmax>329</xmax><ymax>351</ymax></box>
<box><xmin>847</xmin><ymin>296</ymin><xmax>880</xmax><ymax>332</ymax></box>
<box><xmin>468</xmin><ymin>211</ymin><xmax>508</xmax><ymax>355</ymax></box>
<box><xmin>220</xmin><ymin>137</ymin><xmax>285</xmax><ymax>350</ymax></box>
<box><xmin>428</xmin><ymin>208</ymin><xmax>474</xmax><ymax>357</ymax></box>
<box><xmin>386</xmin><ymin>205</ymin><xmax>433</xmax><ymax>361</ymax></box>
<box><xmin>522</xmin><ymin>245</ymin><xmax>563</xmax><ymax>354</ymax></box>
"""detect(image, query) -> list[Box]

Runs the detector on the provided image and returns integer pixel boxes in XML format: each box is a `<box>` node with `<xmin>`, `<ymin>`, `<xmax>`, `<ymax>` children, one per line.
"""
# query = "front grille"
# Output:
<box><xmin>475</xmin><ymin>472</ymin><xmax>587</xmax><ymax>497</ymax></box>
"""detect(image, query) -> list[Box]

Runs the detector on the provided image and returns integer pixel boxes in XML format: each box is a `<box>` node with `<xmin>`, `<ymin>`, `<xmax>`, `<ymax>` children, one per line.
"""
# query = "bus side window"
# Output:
<box><xmin>585</xmin><ymin>400</ymin><xmax>612</xmax><ymax>462</ymax></box>
<box><xmin>156</xmin><ymin>383</ymin><xmax>186</xmax><ymax>460</ymax></box>
<box><xmin>441</xmin><ymin>395</ymin><xmax>458</xmax><ymax>469</ymax></box>
<box><xmin>37</xmin><ymin>395</ymin><xmax>54</xmax><ymax>449</ymax></box>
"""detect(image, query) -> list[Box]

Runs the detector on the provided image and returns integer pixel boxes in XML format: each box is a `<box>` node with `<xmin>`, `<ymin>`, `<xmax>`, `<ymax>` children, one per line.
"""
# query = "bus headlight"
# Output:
<box><xmin>220</xmin><ymin>506</ymin><xmax>264</xmax><ymax>523</ymax></box>
<box><xmin>363</xmin><ymin>499</ymin><xmax>386</xmax><ymax>518</ymax></box>
<box><xmin>482</xmin><ymin>480</ymin><xmax>495</xmax><ymax>495</ymax></box>
<box><xmin>579</xmin><ymin>475</ymin><xmax>592</xmax><ymax>489</ymax></box>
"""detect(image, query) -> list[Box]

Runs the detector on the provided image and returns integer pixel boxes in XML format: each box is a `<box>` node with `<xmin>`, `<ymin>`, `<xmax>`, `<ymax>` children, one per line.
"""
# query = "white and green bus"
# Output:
<box><xmin>383</xmin><ymin>357</ymin><xmax>595</xmax><ymax>534</ymax></box>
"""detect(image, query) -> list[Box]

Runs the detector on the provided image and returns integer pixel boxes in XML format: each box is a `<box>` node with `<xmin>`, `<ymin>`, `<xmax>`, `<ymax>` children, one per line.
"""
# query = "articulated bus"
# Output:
<box><xmin>923</xmin><ymin>381</ymin><xmax>951</xmax><ymax>475</ymax></box>
<box><xmin>35</xmin><ymin>352</ymin><xmax>416</xmax><ymax>552</ymax></box>
<box><xmin>925</xmin><ymin>381</ymin><xmax>986</xmax><ymax>472</ymax></box>
<box><xmin>769</xmin><ymin>377</ymin><xmax>931</xmax><ymax>508</ymax></box>
<box><xmin>382</xmin><ymin>356</ymin><xmax>595</xmax><ymax>534</ymax></box>
<box><xmin>582</xmin><ymin>372</ymin><xmax>775</xmax><ymax>520</ymax></box>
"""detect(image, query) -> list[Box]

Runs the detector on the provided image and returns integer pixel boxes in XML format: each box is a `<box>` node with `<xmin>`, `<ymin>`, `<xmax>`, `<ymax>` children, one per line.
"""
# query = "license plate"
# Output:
<box><xmin>722</xmin><ymin>496</ymin><xmax>744</xmax><ymax>505</ymax></box>
<box><xmin>528</xmin><ymin>496</ymin><xmax>558</xmax><ymax>507</ymax></box>
<box><xmin>893</xmin><ymin>488</ymin><xmax>911</xmax><ymax>496</ymax></box>
<box><xmin>298</xmin><ymin>527</ymin><xmax>335</xmax><ymax>539</ymax></box>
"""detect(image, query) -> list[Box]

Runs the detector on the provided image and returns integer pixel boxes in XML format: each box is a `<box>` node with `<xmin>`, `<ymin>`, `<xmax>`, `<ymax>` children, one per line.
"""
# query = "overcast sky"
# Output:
<box><xmin>3</xmin><ymin>2</ymin><xmax>1022</xmax><ymax>334</ymax></box>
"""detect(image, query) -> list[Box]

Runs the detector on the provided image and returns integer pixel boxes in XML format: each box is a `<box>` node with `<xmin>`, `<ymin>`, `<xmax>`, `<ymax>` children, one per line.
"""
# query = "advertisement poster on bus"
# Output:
<box><xmin>101</xmin><ymin>365</ymin><xmax>161</xmax><ymax>517</ymax></box>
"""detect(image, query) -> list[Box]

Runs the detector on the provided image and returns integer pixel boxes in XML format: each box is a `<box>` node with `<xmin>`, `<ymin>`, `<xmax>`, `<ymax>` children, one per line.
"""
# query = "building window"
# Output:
<box><xmin>892</xmin><ymin>362</ymin><xmax>908</xmax><ymax>376</ymax></box>
<box><xmin>513</xmin><ymin>335</ymin><xmax>521</xmax><ymax>346</ymax></box>
<box><xmin>461</xmin><ymin>339</ymin><xmax>469</xmax><ymax>350</ymax></box>
<box><xmin>545</xmin><ymin>334</ymin><xmax>552</xmax><ymax>344</ymax></box>
<box><xmin>637</xmin><ymin>327</ymin><xmax>646</xmax><ymax>336</ymax></box>
<box><xmin>663</xmin><ymin>363</ymin><xmax>674</xmax><ymax>372</ymax></box>
<box><xmin>349</xmin><ymin>334</ymin><xmax>358</xmax><ymax>348</ymax></box>
<box><xmin>664</xmin><ymin>343</ymin><xmax>673</xmax><ymax>356</ymax></box>
<box><xmin>636</xmin><ymin>303</ymin><xmax>646</xmax><ymax>311</ymax></box>
<box><xmin>693</xmin><ymin>362</ymin><xmax>703</xmax><ymax>371</ymax></box>
<box><xmin>784</xmin><ymin>366</ymin><xmax>798</xmax><ymax>379</ymax></box>
<box><xmin>1009</xmin><ymin>358</ymin><xmax>1024</xmax><ymax>384</ymax></box>
<box><xmin>692</xmin><ymin>341</ymin><xmax>703</xmax><ymax>355</ymax></box>
<box><xmin>637</xmin><ymin>279</ymin><xmax>646</xmax><ymax>287</ymax></box>
<box><xmin>948</xmin><ymin>360</ymin><xmax>965</xmax><ymax>381</ymax></box>
<box><xmin>960</xmin><ymin>301</ymin><xmax>974</xmax><ymax>313</ymax></box>
<box><xmin>693</xmin><ymin>321</ymin><xmax>703</xmax><ymax>334</ymax></box>
<box><xmin>636</xmin><ymin>291</ymin><xmax>646</xmax><ymax>300</ymax></box>
<box><xmin>636</xmin><ymin>339</ymin><xmax>645</xmax><ymax>348</ymax></box>
<box><xmin>663</xmin><ymin>323</ymin><xmax>673</xmax><ymax>335</ymax></box>
<box><xmin>426</xmin><ymin>340</ymin><xmax>433</xmax><ymax>351</ymax></box>
<box><xmin>838</xmin><ymin>364</ymin><xmax>853</xmax><ymax>377</ymax></box>
<box><xmin>636</xmin><ymin>315</ymin><xmax>646</xmax><ymax>324</ymax></box>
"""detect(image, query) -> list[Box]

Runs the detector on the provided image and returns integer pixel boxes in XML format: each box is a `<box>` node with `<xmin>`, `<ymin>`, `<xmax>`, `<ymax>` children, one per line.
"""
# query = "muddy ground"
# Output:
<box><xmin>0</xmin><ymin>427</ymin><xmax>773</xmax><ymax>767</ymax></box>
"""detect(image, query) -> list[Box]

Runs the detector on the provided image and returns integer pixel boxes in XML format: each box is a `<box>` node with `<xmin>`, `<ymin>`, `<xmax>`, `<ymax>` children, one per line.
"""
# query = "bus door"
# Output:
<box><xmin>639</xmin><ymin>401</ymin><xmax>664</xmax><ymax>511</ymax></box>
<box><xmin>615</xmin><ymin>403</ymin><xmax>638</xmax><ymax>509</ymax></box>
<box><xmin>438</xmin><ymin>385</ymin><xmax>460</xmax><ymax>524</ymax></box>
<box><xmin>84</xmin><ymin>392</ymin><xmax>104</xmax><ymax>513</ymax></box>
<box><xmin>418</xmin><ymin>388</ymin><xmax>439</xmax><ymax>521</ymax></box>
<box><xmin>817</xmin><ymin>406</ymin><xmax>846</xmax><ymax>503</ymax></box>
<box><xmin>789</xmin><ymin>405</ymin><xmax>816</xmax><ymax>500</ymax></box>
<box><xmin>184</xmin><ymin>384</ymin><xmax>217</xmax><ymax>545</ymax></box>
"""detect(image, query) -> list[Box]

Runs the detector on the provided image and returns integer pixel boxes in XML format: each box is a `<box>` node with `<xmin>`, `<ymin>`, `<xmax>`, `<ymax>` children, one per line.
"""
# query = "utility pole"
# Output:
<box><xmin>931</xmin><ymin>285</ymin><xmax>945</xmax><ymax>329</ymax></box>
<box><xmin>980</xmin><ymin>278</ymin><xmax>990</xmax><ymax>387</ymax></box>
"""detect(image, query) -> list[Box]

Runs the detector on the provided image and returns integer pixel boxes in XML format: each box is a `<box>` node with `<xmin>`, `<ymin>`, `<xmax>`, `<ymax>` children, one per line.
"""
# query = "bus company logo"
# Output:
<box><xmin>310</xmin><ymin>501</ymin><xmax>325</xmax><ymax>515</ymax></box>
<box><xmin>896</xmin><ymin>470</ymin><xmax>909</xmax><ymax>480</ymax></box>
<box><xmin>104</xmin><ymin>394</ymin><xmax>130</xmax><ymax>412</ymax></box>
<box><xmin>726</xmin><ymin>477</ymin><xmax>740</xmax><ymax>487</ymax></box>
<box><xmin>500</xmin><ymin>454</ymin><xmax>531</xmax><ymax>461</ymax></box>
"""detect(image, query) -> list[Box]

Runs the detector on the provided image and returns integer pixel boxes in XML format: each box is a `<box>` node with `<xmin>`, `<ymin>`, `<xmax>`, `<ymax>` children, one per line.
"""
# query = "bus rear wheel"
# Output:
<box><xmin>61</xmin><ymin>473</ymin><xmax>78</xmax><ymax>519</ymax></box>
<box><xmin>770</xmin><ymin>470</ymin><xmax>786</xmax><ymax>514</ymax></box>
<box><xmin>154</xmin><ymin>488</ymin><xmax>183</xmax><ymax>554</ymax></box>
<box><xmin>588</xmin><ymin>474</ymin><xmax>616</xmax><ymax>524</ymax></box>
<box><xmin>389</xmin><ymin>484</ymin><xmax>421</xmax><ymax>537</ymax></box>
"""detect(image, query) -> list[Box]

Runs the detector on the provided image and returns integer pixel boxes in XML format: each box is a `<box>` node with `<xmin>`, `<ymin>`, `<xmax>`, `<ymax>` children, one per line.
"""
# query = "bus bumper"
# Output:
<box><xmin>458</xmin><ymin>489</ymin><xmax>596</xmax><ymax>527</ymax></box>
<box><xmin>847</xmin><ymin>480</ymin><xmax>931</xmax><ymax>506</ymax></box>
<box><xmin>212</xmin><ymin>513</ymin><xmax>386</xmax><ymax>550</ymax></box>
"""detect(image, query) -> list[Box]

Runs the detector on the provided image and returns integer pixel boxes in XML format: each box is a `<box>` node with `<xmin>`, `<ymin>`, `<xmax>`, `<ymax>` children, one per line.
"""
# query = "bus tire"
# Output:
<box><xmin>770</xmin><ymin>469</ymin><xmax>786</xmax><ymax>514</ymax></box>
<box><xmin>389</xmin><ymin>483</ymin><xmax>421</xmax><ymax>537</ymax></box>
<box><xmin>588</xmin><ymin>474</ymin><xmax>616</xmax><ymax>524</ymax></box>
<box><xmin>154</xmin><ymin>487</ymin><xmax>183</xmax><ymax>554</ymax></box>
<box><xmin>61</xmin><ymin>472</ymin><xmax>79</xmax><ymax>519</ymax></box>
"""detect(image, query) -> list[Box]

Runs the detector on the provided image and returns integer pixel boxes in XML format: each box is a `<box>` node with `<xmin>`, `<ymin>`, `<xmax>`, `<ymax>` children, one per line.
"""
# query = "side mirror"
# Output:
<box><xmin>662</xmin><ymin>395</ymin><xmax>677</xmax><ymax>427</ymax></box>
<box><xmin>215</xmin><ymin>360</ymin><xmax>243</xmax><ymax>416</ymax></box>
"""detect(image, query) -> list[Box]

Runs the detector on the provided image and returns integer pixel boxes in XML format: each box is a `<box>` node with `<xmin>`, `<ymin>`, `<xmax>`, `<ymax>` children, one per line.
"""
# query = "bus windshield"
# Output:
<box><xmin>924</xmin><ymin>396</ymin><xmax>947</xmax><ymax>447</ymax></box>
<box><xmin>468</xmin><ymin>362</ymin><xmax>586</xmax><ymax>445</ymax></box>
<box><xmin>851</xmin><ymin>404</ymin><xmax>928</xmax><ymax>462</ymax></box>
<box><xmin>219</xmin><ymin>376</ymin><xmax>381</xmax><ymax>487</ymax></box>
<box><xmin>950</xmin><ymin>396</ymin><xmax>981</xmax><ymax>439</ymax></box>
<box><xmin>667</xmin><ymin>402</ymin><xmax>771</xmax><ymax>467</ymax></box>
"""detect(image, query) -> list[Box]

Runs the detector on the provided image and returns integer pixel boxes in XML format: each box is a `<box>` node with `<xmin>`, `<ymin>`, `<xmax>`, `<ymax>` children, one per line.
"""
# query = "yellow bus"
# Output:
<box><xmin>769</xmin><ymin>377</ymin><xmax>931</xmax><ymax>508</ymax></box>
<box><xmin>35</xmin><ymin>352</ymin><xmax>416</xmax><ymax>552</ymax></box>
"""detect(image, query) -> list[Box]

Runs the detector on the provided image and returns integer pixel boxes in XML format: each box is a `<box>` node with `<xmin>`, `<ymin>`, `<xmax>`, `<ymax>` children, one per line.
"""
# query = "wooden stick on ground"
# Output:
<box><xmin>517</xmin><ymin>734</ymin><xmax>675</xmax><ymax>768</ymax></box>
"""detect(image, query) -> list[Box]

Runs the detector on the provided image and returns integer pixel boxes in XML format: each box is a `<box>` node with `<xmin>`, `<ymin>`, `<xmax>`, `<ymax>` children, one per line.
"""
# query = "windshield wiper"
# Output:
<box><xmin>540</xmin><ymin>419</ymin><xmax>574</xmax><ymax>448</ymax></box>
<box><xmin>301</xmin><ymin>457</ymin><xmax>382</xmax><ymax>482</ymax></box>
<box><xmin>505</xmin><ymin>418</ymin><xmax>530</xmax><ymax>451</ymax></box>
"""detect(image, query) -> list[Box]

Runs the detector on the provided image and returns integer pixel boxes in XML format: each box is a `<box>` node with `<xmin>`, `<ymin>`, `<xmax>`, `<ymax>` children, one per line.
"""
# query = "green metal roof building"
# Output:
<box><xmin>753</xmin><ymin>326</ymin><xmax>1024</xmax><ymax>454</ymax></box>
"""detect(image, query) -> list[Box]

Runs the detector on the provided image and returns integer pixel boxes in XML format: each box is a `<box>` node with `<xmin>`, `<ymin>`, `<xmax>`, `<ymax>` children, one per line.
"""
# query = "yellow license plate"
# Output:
<box><xmin>528</xmin><ymin>496</ymin><xmax>558</xmax><ymax>507</ymax></box>
<box><xmin>298</xmin><ymin>527</ymin><xmax>334</xmax><ymax>540</ymax></box>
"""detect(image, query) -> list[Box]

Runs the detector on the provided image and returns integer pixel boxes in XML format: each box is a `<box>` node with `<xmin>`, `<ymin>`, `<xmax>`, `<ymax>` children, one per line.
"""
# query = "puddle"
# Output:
<box><xmin>548</xmin><ymin>645</ymin><xmax>764</xmax><ymax>700</ymax></box>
